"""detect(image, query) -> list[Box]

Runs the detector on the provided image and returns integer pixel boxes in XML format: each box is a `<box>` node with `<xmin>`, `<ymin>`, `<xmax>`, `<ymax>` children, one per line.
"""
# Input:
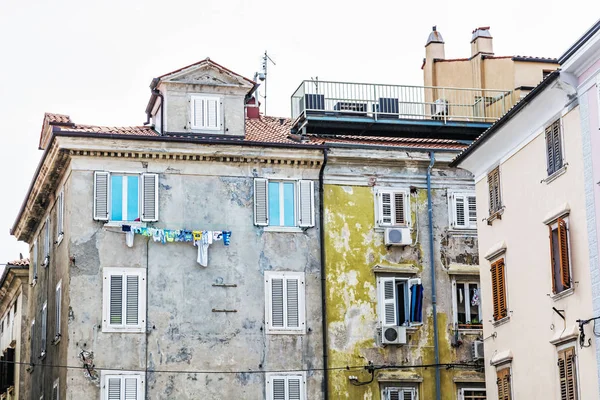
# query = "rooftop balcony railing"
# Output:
<box><xmin>291</xmin><ymin>80</ymin><xmax>516</xmax><ymax>125</ymax></box>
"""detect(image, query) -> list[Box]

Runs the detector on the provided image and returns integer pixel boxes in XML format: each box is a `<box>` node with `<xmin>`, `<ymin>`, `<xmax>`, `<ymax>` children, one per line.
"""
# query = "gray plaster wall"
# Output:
<box><xmin>64</xmin><ymin>153</ymin><xmax>324</xmax><ymax>399</ymax></box>
<box><xmin>162</xmin><ymin>82</ymin><xmax>247</xmax><ymax>136</ymax></box>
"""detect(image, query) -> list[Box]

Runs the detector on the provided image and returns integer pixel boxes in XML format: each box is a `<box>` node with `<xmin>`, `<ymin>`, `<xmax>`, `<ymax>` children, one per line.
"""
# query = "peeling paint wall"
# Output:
<box><xmin>55</xmin><ymin>152</ymin><xmax>324</xmax><ymax>399</ymax></box>
<box><xmin>323</xmin><ymin>150</ymin><xmax>484</xmax><ymax>399</ymax></box>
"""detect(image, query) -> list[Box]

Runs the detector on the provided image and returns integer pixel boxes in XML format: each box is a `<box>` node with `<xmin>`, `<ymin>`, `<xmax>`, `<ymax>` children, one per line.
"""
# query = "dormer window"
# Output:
<box><xmin>191</xmin><ymin>95</ymin><xmax>221</xmax><ymax>131</ymax></box>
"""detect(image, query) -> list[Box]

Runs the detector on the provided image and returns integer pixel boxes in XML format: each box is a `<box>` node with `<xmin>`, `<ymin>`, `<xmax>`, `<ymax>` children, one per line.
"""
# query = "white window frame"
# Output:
<box><xmin>449</xmin><ymin>192</ymin><xmax>477</xmax><ymax>230</ymax></box>
<box><xmin>55</xmin><ymin>281</ymin><xmax>62</xmax><ymax>342</ymax></box>
<box><xmin>32</xmin><ymin>240</ymin><xmax>38</xmax><ymax>283</ymax></box>
<box><xmin>374</xmin><ymin>188</ymin><xmax>411</xmax><ymax>228</ymax></box>
<box><xmin>451</xmin><ymin>279</ymin><xmax>483</xmax><ymax>330</ymax></box>
<box><xmin>94</xmin><ymin>172</ymin><xmax>159</xmax><ymax>223</ymax></box>
<box><xmin>43</xmin><ymin>217</ymin><xmax>50</xmax><ymax>267</ymax></box>
<box><xmin>377</xmin><ymin>276</ymin><xmax>422</xmax><ymax>328</ymax></box>
<box><xmin>270</xmin><ymin>180</ymin><xmax>298</xmax><ymax>227</ymax></box>
<box><xmin>458</xmin><ymin>387</ymin><xmax>486</xmax><ymax>400</ymax></box>
<box><xmin>40</xmin><ymin>301</ymin><xmax>47</xmax><ymax>358</ymax></box>
<box><xmin>190</xmin><ymin>95</ymin><xmax>221</xmax><ymax>131</ymax></box>
<box><xmin>101</xmin><ymin>371</ymin><xmax>145</xmax><ymax>400</ymax></box>
<box><xmin>254</xmin><ymin>178</ymin><xmax>315</xmax><ymax>230</ymax></box>
<box><xmin>56</xmin><ymin>189</ymin><xmax>64</xmax><ymax>246</ymax></box>
<box><xmin>265</xmin><ymin>372</ymin><xmax>306</xmax><ymax>400</ymax></box>
<box><xmin>102</xmin><ymin>268</ymin><xmax>147</xmax><ymax>333</ymax></box>
<box><xmin>53</xmin><ymin>378</ymin><xmax>59</xmax><ymax>400</ymax></box>
<box><xmin>381</xmin><ymin>385</ymin><xmax>418</xmax><ymax>400</ymax></box>
<box><xmin>264</xmin><ymin>271</ymin><xmax>306</xmax><ymax>334</ymax></box>
<box><xmin>30</xmin><ymin>319</ymin><xmax>35</xmax><ymax>365</ymax></box>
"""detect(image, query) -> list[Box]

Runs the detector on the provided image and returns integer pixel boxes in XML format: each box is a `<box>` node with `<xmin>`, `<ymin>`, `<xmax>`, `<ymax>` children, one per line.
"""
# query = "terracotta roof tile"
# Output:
<box><xmin>65</xmin><ymin>124</ymin><xmax>158</xmax><ymax>136</ymax></box>
<box><xmin>245</xmin><ymin>116</ymin><xmax>298</xmax><ymax>144</ymax></box>
<box><xmin>44</xmin><ymin>113</ymin><xmax>72</xmax><ymax>125</ymax></box>
<box><xmin>7</xmin><ymin>258</ymin><xmax>29</xmax><ymax>267</ymax></box>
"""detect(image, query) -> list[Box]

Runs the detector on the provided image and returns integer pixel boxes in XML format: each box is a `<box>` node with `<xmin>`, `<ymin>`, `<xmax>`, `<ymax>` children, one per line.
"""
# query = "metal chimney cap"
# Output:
<box><xmin>426</xmin><ymin>26</ymin><xmax>444</xmax><ymax>45</ymax></box>
<box><xmin>471</xmin><ymin>27</ymin><xmax>492</xmax><ymax>42</ymax></box>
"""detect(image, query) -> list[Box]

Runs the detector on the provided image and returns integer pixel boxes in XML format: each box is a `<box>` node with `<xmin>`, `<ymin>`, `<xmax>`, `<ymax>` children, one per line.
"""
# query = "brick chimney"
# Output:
<box><xmin>471</xmin><ymin>27</ymin><xmax>494</xmax><ymax>57</ymax></box>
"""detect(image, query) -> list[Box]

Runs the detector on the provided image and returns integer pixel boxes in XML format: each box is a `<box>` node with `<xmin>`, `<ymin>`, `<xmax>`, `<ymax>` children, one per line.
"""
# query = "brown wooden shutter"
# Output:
<box><xmin>552</xmin><ymin>121</ymin><xmax>563</xmax><ymax>171</ymax></box>
<box><xmin>491</xmin><ymin>261</ymin><xmax>500</xmax><ymax>321</ymax></box>
<box><xmin>558</xmin><ymin>347</ymin><xmax>578</xmax><ymax>400</ymax></box>
<box><xmin>549</xmin><ymin>225</ymin><xmax>556</xmax><ymax>293</ymax></box>
<box><xmin>496</xmin><ymin>368</ymin><xmax>512</xmax><ymax>400</ymax></box>
<box><xmin>491</xmin><ymin>259</ymin><xmax>507</xmax><ymax>320</ymax></box>
<box><xmin>557</xmin><ymin>218</ymin><xmax>571</xmax><ymax>289</ymax></box>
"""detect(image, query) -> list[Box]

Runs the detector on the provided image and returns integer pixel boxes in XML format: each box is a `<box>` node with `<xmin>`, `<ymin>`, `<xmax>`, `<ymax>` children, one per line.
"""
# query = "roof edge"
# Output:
<box><xmin>559</xmin><ymin>18</ymin><xmax>600</xmax><ymax>64</ymax></box>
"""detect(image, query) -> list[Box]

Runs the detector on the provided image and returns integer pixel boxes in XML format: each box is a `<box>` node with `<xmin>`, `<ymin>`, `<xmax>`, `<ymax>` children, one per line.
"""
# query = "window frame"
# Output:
<box><xmin>29</xmin><ymin>319</ymin><xmax>35</xmax><ymax>366</ymax></box>
<box><xmin>52</xmin><ymin>378</ymin><xmax>59</xmax><ymax>400</ymax></box>
<box><xmin>380</xmin><ymin>384</ymin><xmax>418</xmax><ymax>400</ymax></box>
<box><xmin>487</xmin><ymin>167</ymin><xmax>502</xmax><ymax>215</ymax></box>
<box><xmin>268</xmin><ymin>180</ymin><xmax>298</xmax><ymax>228</ymax></box>
<box><xmin>449</xmin><ymin>192</ymin><xmax>477</xmax><ymax>230</ymax></box>
<box><xmin>496</xmin><ymin>366</ymin><xmax>512</xmax><ymax>400</ymax></box>
<box><xmin>548</xmin><ymin>216</ymin><xmax>573</xmax><ymax>297</ymax></box>
<box><xmin>556</xmin><ymin>342</ymin><xmax>579</xmax><ymax>400</ymax></box>
<box><xmin>452</xmin><ymin>279</ymin><xmax>483</xmax><ymax>330</ymax></box>
<box><xmin>458</xmin><ymin>387</ymin><xmax>486</xmax><ymax>400</ymax></box>
<box><xmin>265</xmin><ymin>372</ymin><xmax>306</xmax><ymax>400</ymax></box>
<box><xmin>100</xmin><ymin>371</ymin><xmax>145</xmax><ymax>400</ymax></box>
<box><xmin>545</xmin><ymin>118</ymin><xmax>564</xmax><ymax>177</ymax></box>
<box><xmin>253</xmin><ymin>178</ymin><xmax>315</xmax><ymax>230</ymax></box>
<box><xmin>56</xmin><ymin>189</ymin><xmax>64</xmax><ymax>246</ymax></box>
<box><xmin>490</xmin><ymin>257</ymin><xmax>508</xmax><ymax>323</ymax></box>
<box><xmin>264</xmin><ymin>271</ymin><xmax>306</xmax><ymax>334</ymax></box>
<box><xmin>32</xmin><ymin>240</ymin><xmax>38</xmax><ymax>284</ymax></box>
<box><xmin>190</xmin><ymin>94</ymin><xmax>222</xmax><ymax>131</ymax></box>
<box><xmin>102</xmin><ymin>267</ymin><xmax>147</xmax><ymax>333</ymax></box>
<box><xmin>375</xmin><ymin>188</ymin><xmax>411</xmax><ymax>228</ymax></box>
<box><xmin>55</xmin><ymin>281</ymin><xmax>62</xmax><ymax>343</ymax></box>
<box><xmin>43</xmin><ymin>217</ymin><xmax>50</xmax><ymax>267</ymax></box>
<box><xmin>377</xmin><ymin>275</ymin><xmax>423</xmax><ymax>328</ymax></box>
<box><xmin>40</xmin><ymin>301</ymin><xmax>47</xmax><ymax>359</ymax></box>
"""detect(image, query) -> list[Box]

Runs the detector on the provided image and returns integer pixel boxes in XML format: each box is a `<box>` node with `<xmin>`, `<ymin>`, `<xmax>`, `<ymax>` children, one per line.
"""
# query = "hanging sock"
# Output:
<box><xmin>222</xmin><ymin>231</ymin><xmax>231</xmax><ymax>246</ymax></box>
<box><xmin>197</xmin><ymin>230</ymin><xmax>213</xmax><ymax>267</ymax></box>
<box><xmin>166</xmin><ymin>230</ymin><xmax>175</xmax><ymax>243</ymax></box>
<box><xmin>125</xmin><ymin>231</ymin><xmax>134</xmax><ymax>248</ymax></box>
<box><xmin>152</xmin><ymin>229</ymin><xmax>161</xmax><ymax>243</ymax></box>
<box><xmin>213</xmin><ymin>231</ymin><xmax>223</xmax><ymax>242</ymax></box>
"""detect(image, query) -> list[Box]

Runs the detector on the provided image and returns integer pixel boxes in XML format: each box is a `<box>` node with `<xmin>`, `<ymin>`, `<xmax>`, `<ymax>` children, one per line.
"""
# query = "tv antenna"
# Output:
<box><xmin>254</xmin><ymin>51</ymin><xmax>276</xmax><ymax>115</ymax></box>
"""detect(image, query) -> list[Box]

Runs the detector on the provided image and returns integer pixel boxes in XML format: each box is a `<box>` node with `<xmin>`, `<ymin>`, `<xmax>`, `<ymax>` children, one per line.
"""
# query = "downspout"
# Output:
<box><xmin>152</xmin><ymin>89</ymin><xmax>165</xmax><ymax>135</ymax></box>
<box><xmin>319</xmin><ymin>148</ymin><xmax>329</xmax><ymax>400</ymax></box>
<box><xmin>144</xmin><ymin>237</ymin><xmax>150</xmax><ymax>397</ymax></box>
<box><xmin>427</xmin><ymin>151</ymin><xmax>441</xmax><ymax>400</ymax></box>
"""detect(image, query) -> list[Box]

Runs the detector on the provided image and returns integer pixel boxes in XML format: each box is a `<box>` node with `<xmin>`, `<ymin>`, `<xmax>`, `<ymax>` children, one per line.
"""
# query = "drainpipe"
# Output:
<box><xmin>319</xmin><ymin>148</ymin><xmax>329</xmax><ymax>400</ymax></box>
<box><xmin>152</xmin><ymin>89</ymin><xmax>165</xmax><ymax>135</ymax></box>
<box><xmin>427</xmin><ymin>151</ymin><xmax>441</xmax><ymax>400</ymax></box>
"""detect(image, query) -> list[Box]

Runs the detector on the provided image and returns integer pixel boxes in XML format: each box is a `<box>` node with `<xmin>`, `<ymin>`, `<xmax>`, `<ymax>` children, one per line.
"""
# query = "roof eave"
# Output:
<box><xmin>559</xmin><ymin>18</ymin><xmax>600</xmax><ymax>64</ymax></box>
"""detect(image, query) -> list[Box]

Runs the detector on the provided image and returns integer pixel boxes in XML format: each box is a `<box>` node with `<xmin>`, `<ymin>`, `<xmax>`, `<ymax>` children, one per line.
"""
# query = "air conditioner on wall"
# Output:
<box><xmin>471</xmin><ymin>340</ymin><xmax>484</xmax><ymax>361</ymax></box>
<box><xmin>384</xmin><ymin>227</ymin><xmax>412</xmax><ymax>246</ymax></box>
<box><xmin>381</xmin><ymin>326</ymin><xmax>407</xmax><ymax>345</ymax></box>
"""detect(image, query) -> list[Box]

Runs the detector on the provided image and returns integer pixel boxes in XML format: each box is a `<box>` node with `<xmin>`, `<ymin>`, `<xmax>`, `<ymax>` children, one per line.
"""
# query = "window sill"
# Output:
<box><xmin>52</xmin><ymin>335</ymin><xmax>61</xmax><ymax>346</ymax></box>
<box><xmin>266</xmin><ymin>329</ymin><xmax>306</xmax><ymax>335</ymax></box>
<box><xmin>262</xmin><ymin>226</ymin><xmax>304</xmax><ymax>233</ymax></box>
<box><xmin>543</xmin><ymin>165</ymin><xmax>568</xmax><ymax>184</ymax></box>
<box><xmin>486</xmin><ymin>208</ymin><xmax>505</xmax><ymax>225</ymax></box>
<box><xmin>103</xmin><ymin>221</ymin><xmax>147</xmax><ymax>229</ymax></box>
<box><xmin>459</xmin><ymin>328</ymin><xmax>483</xmax><ymax>335</ymax></box>
<box><xmin>374</xmin><ymin>225</ymin><xmax>411</xmax><ymax>233</ymax></box>
<box><xmin>458</xmin><ymin>324</ymin><xmax>483</xmax><ymax>331</ymax></box>
<box><xmin>102</xmin><ymin>327</ymin><xmax>145</xmax><ymax>334</ymax></box>
<box><xmin>30</xmin><ymin>279</ymin><xmax>37</xmax><ymax>288</ymax></box>
<box><xmin>492</xmin><ymin>316</ymin><xmax>510</xmax><ymax>327</ymax></box>
<box><xmin>551</xmin><ymin>288</ymin><xmax>574</xmax><ymax>301</ymax></box>
<box><xmin>447</xmin><ymin>228</ymin><xmax>478</xmax><ymax>235</ymax></box>
<box><xmin>56</xmin><ymin>234</ymin><xmax>64</xmax><ymax>247</ymax></box>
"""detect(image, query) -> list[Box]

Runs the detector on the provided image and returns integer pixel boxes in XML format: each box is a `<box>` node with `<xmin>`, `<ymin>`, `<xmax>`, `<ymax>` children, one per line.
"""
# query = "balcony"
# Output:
<box><xmin>291</xmin><ymin>80</ymin><xmax>516</xmax><ymax>140</ymax></box>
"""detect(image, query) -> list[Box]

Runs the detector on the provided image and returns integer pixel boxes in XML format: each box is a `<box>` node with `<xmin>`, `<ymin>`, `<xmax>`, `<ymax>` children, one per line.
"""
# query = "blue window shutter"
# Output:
<box><xmin>409</xmin><ymin>279</ymin><xmax>423</xmax><ymax>323</ymax></box>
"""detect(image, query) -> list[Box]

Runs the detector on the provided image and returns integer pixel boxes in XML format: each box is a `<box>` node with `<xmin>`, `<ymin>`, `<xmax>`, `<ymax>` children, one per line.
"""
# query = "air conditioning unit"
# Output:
<box><xmin>381</xmin><ymin>326</ymin><xmax>407</xmax><ymax>345</ymax></box>
<box><xmin>384</xmin><ymin>227</ymin><xmax>412</xmax><ymax>246</ymax></box>
<box><xmin>432</xmin><ymin>98</ymin><xmax>448</xmax><ymax>116</ymax></box>
<box><xmin>471</xmin><ymin>340</ymin><xmax>484</xmax><ymax>361</ymax></box>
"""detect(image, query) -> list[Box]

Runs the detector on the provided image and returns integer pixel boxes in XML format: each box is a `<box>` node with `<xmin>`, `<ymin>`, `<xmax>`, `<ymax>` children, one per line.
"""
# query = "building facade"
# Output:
<box><xmin>451</xmin><ymin>20</ymin><xmax>600</xmax><ymax>400</ymax></box>
<box><xmin>12</xmin><ymin>60</ymin><xmax>326</xmax><ymax>399</ymax></box>
<box><xmin>0</xmin><ymin>258</ymin><xmax>29</xmax><ymax>400</ymax></box>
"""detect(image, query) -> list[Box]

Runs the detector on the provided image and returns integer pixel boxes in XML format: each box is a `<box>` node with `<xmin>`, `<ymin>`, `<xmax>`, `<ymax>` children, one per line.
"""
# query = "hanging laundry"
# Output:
<box><xmin>213</xmin><ymin>231</ymin><xmax>223</xmax><ymax>241</ymax></box>
<box><xmin>122</xmin><ymin>225</ymin><xmax>135</xmax><ymax>248</ymax></box>
<box><xmin>459</xmin><ymin>288</ymin><xmax>464</xmax><ymax>304</ymax></box>
<box><xmin>471</xmin><ymin>288</ymin><xmax>481</xmax><ymax>306</ymax></box>
<box><xmin>193</xmin><ymin>231</ymin><xmax>202</xmax><ymax>242</ymax></box>
<box><xmin>196</xmin><ymin>230</ymin><xmax>213</xmax><ymax>267</ymax></box>
<box><xmin>165</xmin><ymin>230</ymin><xmax>175</xmax><ymax>243</ymax></box>
<box><xmin>222</xmin><ymin>231</ymin><xmax>231</xmax><ymax>246</ymax></box>
<box><xmin>183</xmin><ymin>230</ymin><xmax>193</xmax><ymax>242</ymax></box>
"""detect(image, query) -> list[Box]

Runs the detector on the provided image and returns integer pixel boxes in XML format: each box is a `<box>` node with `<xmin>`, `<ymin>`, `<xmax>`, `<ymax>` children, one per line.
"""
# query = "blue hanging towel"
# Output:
<box><xmin>410</xmin><ymin>284</ymin><xmax>424</xmax><ymax>323</ymax></box>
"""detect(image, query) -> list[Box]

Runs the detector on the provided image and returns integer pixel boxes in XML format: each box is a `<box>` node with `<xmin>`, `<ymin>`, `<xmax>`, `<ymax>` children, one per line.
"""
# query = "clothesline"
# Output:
<box><xmin>121</xmin><ymin>225</ymin><xmax>231</xmax><ymax>267</ymax></box>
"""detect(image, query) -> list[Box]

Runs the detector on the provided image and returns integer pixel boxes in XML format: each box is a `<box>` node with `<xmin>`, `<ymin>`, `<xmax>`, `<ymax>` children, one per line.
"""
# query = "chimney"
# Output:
<box><xmin>245</xmin><ymin>96</ymin><xmax>261</xmax><ymax>119</ymax></box>
<box><xmin>424</xmin><ymin>26</ymin><xmax>445</xmax><ymax>87</ymax></box>
<box><xmin>471</xmin><ymin>27</ymin><xmax>494</xmax><ymax>57</ymax></box>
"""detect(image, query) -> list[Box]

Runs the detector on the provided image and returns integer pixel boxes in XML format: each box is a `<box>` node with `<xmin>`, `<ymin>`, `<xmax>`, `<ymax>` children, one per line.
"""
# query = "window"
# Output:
<box><xmin>487</xmin><ymin>167</ymin><xmax>502</xmax><ymax>214</ymax></box>
<box><xmin>254</xmin><ymin>179</ymin><xmax>315</xmax><ymax>228</ymax></box>
<box><xmin>93</xmin><ymin>172</ymin><xmax>158</xmax><ymax>223</ymax></box>
<box><xmin>55</xmin><ymin>281</ymin><xmax>62</xmax><ymax>341</ymax></box>
<box><xmin>496</xmin><ymin>367</ymin><xmax>512</xmax><ymax>400</ymax></box>
<box><xmin>454</xmin><ymin>281</ymin><xmax>482</xmax><ymax>329</ymax></box>
<box><xmin>450</xmin><ymin>193</ymin><xmax>477</xmax><ymax>229</ymax></box>
<box><xmin>549</xmin><ymin>217</ymin><xmax>571</xmax><ymax>294</ymax></box>
<box><xmin>190</xmin><ymin>95</ymin><xmax>221</xmax><ymax>131</ymax></box>
<box><xmin>266</xmin><ymin>373</ymin><xmax>305</xmax><ymax>400</ymax></box>
<box><xmin>52</xmin><ymin>378</ymin><xmax>59</xmax><ymax>400</ymax></box>
<box><xmin>29</xmin><ymin>319</ymin><xmax>35</xmax><ymax>365</ymax></box>
<box><xmin>102</xmin><ymin>268</ymin><xmax>146</xmax><ymax>333</ymax></box>
<box><xmin>545</xmin><ymin>119</ymin><xmax>563</xmax><ymax>176</ymax></box>
<box><xmin>56</xmin><ymin>190</ymin><xmax>64</xmax><ymax>245</ymax></box>
<box><xmin>381</xmin><ymin>386</ymin><xmax>417</xmax><ymax>400</ymax></box>
<box><xmin>490</xmin><ymin>258</ymin><xmax>508</xmax><ymax>321</ymax></box>
<box><xmin>264</xmin><ymin>272</ymin><xmax>306</xmax><ymax>334</ymax></box>
<box><xmin>376</xmin><ymin>189</ymin><xmax>410</xmax><ymax>227</ymax></box>
<box><xmin>40</xmin><ymin>302</ymin><xmax>47</xmax><ymax>358</ymax></box>
<box><xmin>43</xmin><ymin>217</ymin><xmax>50</xmax><ymax>266</ymax></box>
<box><xmin>557</xmin><ymin>346</ymin><xmax>578</xmax><ymax>400</ymax></box>
<box><xmin>101</xmin><ymin>372</ymin><xmax>144</xmax><ymax>400</ymax></box>
<box><xmin>377</xmin><ymin>277</ymin><xmax>423</xmax><ymax>327</ymax></box>
<box><xmin>459</xmin><ymin>388</ymin><xmax>486</xmax><ymax>400</ymax></box>
<box><xmin>32</xmin><ymin>240</ymin><xmax>38</xmax><ymax>282</ymax></box>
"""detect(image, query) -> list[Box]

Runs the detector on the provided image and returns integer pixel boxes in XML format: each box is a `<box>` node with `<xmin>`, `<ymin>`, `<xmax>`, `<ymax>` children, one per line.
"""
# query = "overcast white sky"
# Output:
<box><xmin>0</xmin><ymin>0</ymin><xmax>598</xmax><ymax>264</ymax></box>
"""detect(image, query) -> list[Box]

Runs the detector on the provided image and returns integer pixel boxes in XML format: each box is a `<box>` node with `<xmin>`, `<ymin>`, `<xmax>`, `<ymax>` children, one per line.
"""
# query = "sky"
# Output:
<box><xmin>0</xmin><ymin>0</ymin><xmax>598</xmax><ymax>264</ymax></box>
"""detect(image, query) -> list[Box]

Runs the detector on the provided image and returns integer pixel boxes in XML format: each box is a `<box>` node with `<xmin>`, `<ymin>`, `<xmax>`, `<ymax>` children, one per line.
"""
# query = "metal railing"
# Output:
<box><xmin>291</xmin><ymin>80</ymin><xmax>516</xmax><ymax>124</ymax></box>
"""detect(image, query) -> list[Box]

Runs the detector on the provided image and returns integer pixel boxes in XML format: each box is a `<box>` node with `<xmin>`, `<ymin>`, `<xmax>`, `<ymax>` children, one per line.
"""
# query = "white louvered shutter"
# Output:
<box><xmin>52</xmin><ymin>384</ymin><xmax>58</xmax><ymax>400</ymax></box>
<box><xmin>205</xmin><ymin>98</ymin><xmax>220</xmax><ymax>129</ymax></box>
<box><xmin>453</xmin><ymin>195</ymin><xmax>466</xmax><ymax>228</ymax></box>
<box><xmin>41</xmin><ymin>303</ymin><xmax>47</xmax><ymax>354</ymax></box>
<box><xmin>55</xmin><ymin>284</ymin><xmax>61</xmax><ymax>336</ymax></box>
<box><xmin>108</xmin><ymin>377</ymin><xmax>121</xmax><ymax>400</ymax></box>
<box><xmin>254</xmin><ymin>178</ymin><xmax>269</xmax><ymax>226</ymax></box>
<box><xmin>191</xmin><ymin>96</ymin><xmax>220</xmax><ymax>130</ymax></box>
<box><xmin>402</xmin><ymin>388</ymin><xmax>416</xmax><ymax>400</ymax></box>
<box><xmin>386</xmin><ymin>388</ymin><xmax>400</xmax><ymax>400</ymax></box>
<box><xmin>126</xmin><ymin>275</ymin><xmax>139</xmax><ymax>326</ymax></box>
<box><xmin>124</xmin><ymin>377</ymin><xmax>138</xmax><ymax>400</ymax></box>
<box><xmin>33</xmin><ymin>241</ymin><xmax>38</xmax><ymax>279</ymax></box>
<box><xmin>297</xmin><ymin>180</ymin><xmax>315</xmax><ymax>228</ymax></box>
<box><xmin>57</xmin><ymin>191</ymin><xmax>64</xmax><ymax>238</ymax></box>
<box><xmin>288</xmin><ymin>377</ymin><xmax>302</xmax><ymax>400</ymax></box>
<box><xmin>467</xmin><ymin>196</ymin><xmax>477</xmax><ymax>228</ymax></box>
<box><xmin>393</xmin><ymin>192</ymin><xmax>406</xmax><ymax>225</ymax></box>
<box><xmin>44</xmin><ymin>218</ymin><xmax>50</xmax><ymax>259</ymax></box>
<box><xmin>379</xmin><ymin>192</ymin><xmax>393</xmax><ymax>225</ymax></box>
<box><xmin>110</xmin><ymin>275</ymin><xmax>123</xmax><ymax>326</ymax></box>
<box><xmin>141</xmin><ymin>173</ymin><xmax>159</xmax><ymax>222</ymax></box>
<box><xmin>94</xmin><ymin>172</ymin><xmax>110</xmax><ymax>221</ymax></box>
<box><xmin>271</xmin><ymin>278</ymin><xmax>284</xmax><ymax>329</ymax></box>
<box><xmin>380</xmin><ymin>278</ymin><xmax>397</xmax><ymax>327</ymax></box>
<box><xmin>272</xmin><ymin>377</ymin><xmax>286</xmax><ymax>400</ymax></box>
<box><xmin>286</xmin><ymin>278</ymin><xmax>299</xmax><ymax>328</ymax></box>
<box><xmin>191</xmin><ymin>96</ymin><xmax>205</xmax><ymax>130</ymax></box>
